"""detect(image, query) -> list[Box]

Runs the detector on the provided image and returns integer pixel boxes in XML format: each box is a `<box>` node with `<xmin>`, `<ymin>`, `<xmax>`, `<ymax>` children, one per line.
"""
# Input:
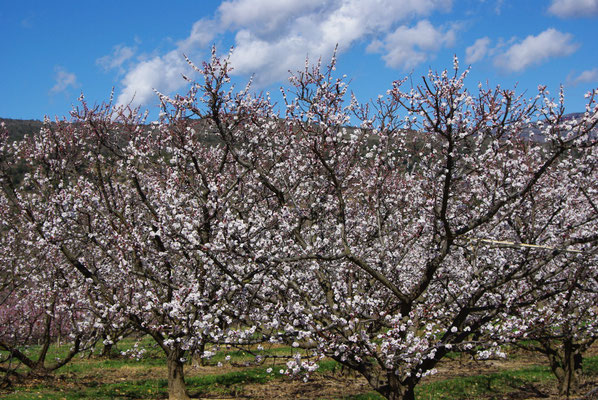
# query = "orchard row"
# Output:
<box><xmin>1</xmin><ymin>50</ymin><xmax>597</xmax><ymax>400</ymax></box>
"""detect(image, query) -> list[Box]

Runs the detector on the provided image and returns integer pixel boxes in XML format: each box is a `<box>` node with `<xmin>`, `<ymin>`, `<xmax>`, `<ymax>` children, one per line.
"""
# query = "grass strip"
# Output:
<box><xmin>2</xmin><ymin>356</ymin><xmax>597</xmax><ymax>400</ymax></box>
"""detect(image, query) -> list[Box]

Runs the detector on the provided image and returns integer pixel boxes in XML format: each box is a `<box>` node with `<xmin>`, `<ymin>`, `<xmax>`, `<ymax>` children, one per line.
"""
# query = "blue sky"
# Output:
<box><xmin>2</xmin><ymin>0</ymin><xmax>597</xmax><ymax>121</ymax></box>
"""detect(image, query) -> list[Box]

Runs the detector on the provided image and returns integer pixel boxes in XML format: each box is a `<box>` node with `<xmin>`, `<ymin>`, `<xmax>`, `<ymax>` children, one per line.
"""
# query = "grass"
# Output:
<box><xmin>3</xmin><ymin>363</ymin><xmax>282</xmax><ymax>399</ymax></box>
<box><xmin>343</xmin><ymin>359</ymin><xmax>598</xmax><ymax>400</ymax></box>
<box><xmin>2</xmin><ymin>338</ymin><xmax>597</xmax><ymax>399</ymax></box>
<box><xmin>415</xmin><ymin>365</ymin><xmax>553</xmax><ymax>400</ymax></box>
<box><xmin>1</xmin><ymin>338</ymin><xmax>337</xmax><ymax>399</ymax></box>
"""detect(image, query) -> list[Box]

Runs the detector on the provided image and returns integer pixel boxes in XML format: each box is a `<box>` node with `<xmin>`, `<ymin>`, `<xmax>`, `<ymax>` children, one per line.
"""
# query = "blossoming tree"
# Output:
<box><xmin>488</xmin><ymin>135</ymin><xmax>598</xmax><ymax>396</ymax></box>
<box><xmin>2</xmin><ymin>49</ymin><xmax>597</xmax><ymax>400</ymax></box>
<box><xmin>167</xmin><ymin>53</ymin><xmax>598</xmax><ymax>399</ymax></box>
<box><xmin>0</xmin><ymin>90</ymin><xmax>268</xmax><ymax>399</ymax></box>
<box><xmin>0</xmin><ymin>123</ymin><xmax>98</xmax><ymax>385</ymax></box>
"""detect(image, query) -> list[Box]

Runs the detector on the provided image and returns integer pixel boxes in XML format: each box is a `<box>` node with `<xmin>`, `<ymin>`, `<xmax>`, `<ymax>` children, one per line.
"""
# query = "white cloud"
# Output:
<box><xmin>548</xmin><ymin>0</ymin><xmax>598</xmax><ymax>18</ymax></box>
<box><xmin>568</xmin><ymin>68</ymin><xmax>598</xmax><ymax>86</ymax></box>
<box><xmin>494</xmin><ymin>29</ymin><xmax>578</xmax><ymax>72</ymax></box>
<box><xmin>465</xmin><ymin>37</ymin><xmax>491</xmax><ymax>64</ymax></box>
<box><xmin>116</xmin><ymin>50</ymin><xmax>189</xmax><ymax>107</ymax></box>
<box><xmin>50</xmin><ymin>67</ymin><xmax>79</xmax><ymax>94</ymax></box>
<box><xmin>115</xmin><ymin>0</ymin><xmax>455</xmax><ymax>106</ymax></box>
<box><xmin>218</xmin><ymin>0</ymin><xmax>325</xmax><ymax>34</ymax></box>
<box><xmin>220</xmin><ymin>0</ymin><xmax>454</xmax><ymax>81</ymax></box>
<box><xmin>97</xmin><ymin>45</ymin><xmax>136</xmax><ymax>74</ymax></box>
<box><xmin>177</xmin><ymin>18</ymin><xmax>221</xmax><ymax>51</ymax></box>
<box><xmin>368</xmin><ymin>20</ymin><xmax>458</xmax><ymax>70</ymax></box>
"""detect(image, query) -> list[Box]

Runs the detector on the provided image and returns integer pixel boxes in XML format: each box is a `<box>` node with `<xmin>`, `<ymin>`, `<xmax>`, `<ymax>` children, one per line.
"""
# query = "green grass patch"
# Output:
<box><xmin>208</xmin><ymin>345</ymin><xmax>305</xmax><ymax>363</ymax></box>
<box><xmin>339</xmin><ymin>363</ymin><xmax>567</xmax><ymax>400</ymax></box>
<box><xmin>59</xmin><ymin>356</ymin><xmax>166</xmax><ymax>373</ymax></box>
<box><xmin>415</xmin><ymin>365</ymin><xmax>552</xmax><ymax>400</ymax></box>
<box><xmin>583</xmin><ymin>356</ymin><xmax>598</xmax><ymax>374</ymax></box>
<box><xmin>2</xmin><ymin>336</ymin><xmax>598</xmax><ymax>400</ymax></box>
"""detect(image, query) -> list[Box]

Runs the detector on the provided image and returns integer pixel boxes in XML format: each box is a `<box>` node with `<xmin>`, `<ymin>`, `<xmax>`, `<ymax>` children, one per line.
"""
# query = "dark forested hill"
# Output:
<box><xmin>2</xmin><ymin>112</ymin><xmax>590</xmax><ymax>144</ymax></box>
<box><xmin>1</xmin><ymin>118</ymin><xmax>44</xmax><ymax>141</ymax></box>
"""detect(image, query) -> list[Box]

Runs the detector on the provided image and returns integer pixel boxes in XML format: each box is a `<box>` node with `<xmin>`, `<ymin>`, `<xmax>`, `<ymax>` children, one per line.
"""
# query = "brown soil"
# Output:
<box><xmin>242</xmin><ymin>373</ymin><xmax>372</xmax><ymax>400</ymax></box>
<box><xmin>3</xmin><ymin>345</ymin><xmax>598</xmax><ymax>400</ymax></box>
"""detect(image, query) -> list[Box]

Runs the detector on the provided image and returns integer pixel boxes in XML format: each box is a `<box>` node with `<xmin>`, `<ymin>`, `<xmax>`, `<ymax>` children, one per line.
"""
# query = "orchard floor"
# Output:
<box><xmin>2</xmin><ymin>341</ymin><xmax>598</xmax><ymax>400</ymax></box>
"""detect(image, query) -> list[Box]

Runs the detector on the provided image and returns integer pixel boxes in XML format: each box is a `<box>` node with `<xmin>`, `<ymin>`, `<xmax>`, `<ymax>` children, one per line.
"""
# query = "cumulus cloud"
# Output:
<box><xmin>222</xmin><ymin>0</ymin><xmax>454</xmax><ymax>80</ymax></box>
<box><xmin>465</xmin><ymin>37</ymin><xmax>491</xmax><ymax>64</ymax></box>
<box><xmin>97</xmin><ymin>45</ymin><xmax>136</xmax><ymax>74</ymax></box>
<box><xmin>218</xmin><ymin>0</ymin><xmax>325</xmax><ymax>34</ymax></box>
<box><xmin>568</xmin><ymin>68</ymin><xmax>598</xmax><ymax>86</ymax></box>
<box><xmin>50</xmin><ymin>66</ymin><xmax>79</xmax><ymax>94</ymax></box>
<box><xmin>548</xmin><ymin>0</ymin><xmax>598</xmax><ymax>18</ymax></box>
<box><xmin>115</xmin><ymin>0</ymin><xmax>455</xmax><ymax>106</ymax></box>
<box><xmin>116</xmin><ymin>50</ymin><xmax>189</xmax><ymax>107</ymax></box>
<box><xmin>494</xmin><ymin>29</ymin><xmax>578</xmax><ymax>72</ymax></box>
<box><xmin>367</xmin><ymin>20</ymin><xmax>458</xmax><ymax>70</ymax></box>
<box><xmin>177</xmin><ymin>18</ymin><xmax>221</xmax><ymax>51</ymax></box>
<box><xmin>117</xmin><ymin>15</ymin><xmax>220</xmax><ymax>107</ymax></box>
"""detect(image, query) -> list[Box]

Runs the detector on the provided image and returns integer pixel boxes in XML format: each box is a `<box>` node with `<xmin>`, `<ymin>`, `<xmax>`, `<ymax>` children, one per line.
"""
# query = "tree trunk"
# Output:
<box><xmin>385</xmin><ymin>374</ymin><xmax>416</xmax><ymax>400</ymax></box>
<box><xmin>545</xmin><ymin>340</ymin><xmax>582</xmax><ymax>398</ymax></box>
<box><xmin>167</xmin><ymin>348</ymin><xmax>190</xmax><ymax>400</ymax></box>
<box><xmin>557</xmin><ymin>343</ymin><xmax>582</xmax><ymax>398</ymax></box>
<box><xmin>385</xmin><ymin>387</ymin><xmax>415</xmax><ymax>400</ymax></box>
<box><xmin>343</xmin><ymin>359</ymin><xmax>417</xmax><ymax>400</ymax></box>
<box><xmin>28</xmin><ymin>365</ymin><xmax>52</xmax><ymax>379</ymax></box>
<box><xmin>100</xmin><ymin>342</ymin><xmax>114</xmax><ymax>358</ymax></box>
<box><xmin>199</xmin><ymin>342</ymin><xmax>206</xmax><ymax>366</ymax></box>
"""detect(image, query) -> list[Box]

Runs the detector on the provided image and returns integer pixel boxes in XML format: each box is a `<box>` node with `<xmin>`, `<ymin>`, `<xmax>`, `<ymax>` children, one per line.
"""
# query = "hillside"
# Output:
<box><xmin>0</xmin><ymin>118</ymin><xmax>44</xmax><ymax>141</ymax></box>
<box><xmin>2</xmin><ymin>112</ymin><xmax>591</xmax><ymax>144</ymax></box>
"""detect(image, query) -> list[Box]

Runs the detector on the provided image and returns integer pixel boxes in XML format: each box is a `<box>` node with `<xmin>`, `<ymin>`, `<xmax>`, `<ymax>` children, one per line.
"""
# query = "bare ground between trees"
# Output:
<box><xmin>5</xmin><ymin>345</ymin><xmax>598</xmax><ymax>399</ymax></box>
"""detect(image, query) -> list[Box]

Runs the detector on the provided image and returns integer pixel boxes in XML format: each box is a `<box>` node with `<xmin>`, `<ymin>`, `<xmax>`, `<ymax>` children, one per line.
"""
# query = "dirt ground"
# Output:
<box><xmin>209</xmin><ymin>346</ymin><xmax>598</xmax><ymax>400</ymax></box>
<box><xmin>191</xmin><ymin>347</ymin><xmax>597</xmax><ymax>399</ymax></box>
<box><xmin>5</xmin><ymin>345</ymin><xmax>598</xmax><ymax>399</ymax></box>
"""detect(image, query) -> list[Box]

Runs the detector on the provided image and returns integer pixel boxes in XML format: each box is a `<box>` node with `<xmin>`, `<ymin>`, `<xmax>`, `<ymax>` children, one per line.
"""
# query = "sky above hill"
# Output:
<box><xmin>2</xmin><ymin>0</ymin><xmax>598</xmax><ymax>121</ymax></box>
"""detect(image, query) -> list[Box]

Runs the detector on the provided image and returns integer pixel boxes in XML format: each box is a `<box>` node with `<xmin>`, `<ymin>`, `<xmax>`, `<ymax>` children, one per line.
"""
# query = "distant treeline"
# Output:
<box><xmin>1</xmin><ymin>118</ymin><xmax>44</xmax><ymax>141</ymax></box>
<box><xmin>2</xmin><ymin>112</ymin><xmax>588</xmax><ymax>144</ymax></box>
<box><xmin>0</xmin><ymin>117</ymin><xmax>227</xmax><ymax>145</ymax></box>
